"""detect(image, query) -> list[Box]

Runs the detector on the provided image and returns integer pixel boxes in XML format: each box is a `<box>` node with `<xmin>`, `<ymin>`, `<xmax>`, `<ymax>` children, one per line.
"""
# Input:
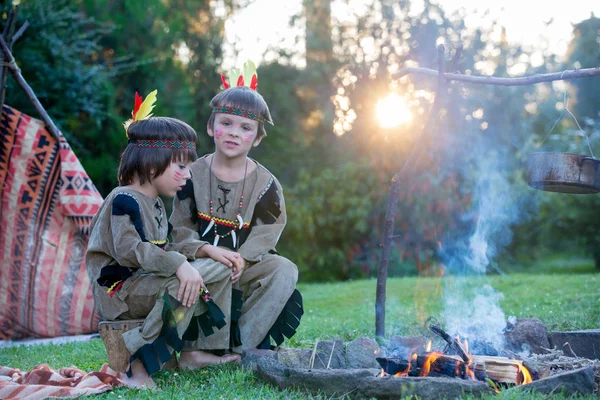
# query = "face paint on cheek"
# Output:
<box><xmin>214</xmin><ymin>129</ymin><xmax>225</xmax><ymax>139</ymax></box>
<box><xmin>173</xmin><ymin>171</ymin><xmax>183</xmax><ymax>181</ymax></box>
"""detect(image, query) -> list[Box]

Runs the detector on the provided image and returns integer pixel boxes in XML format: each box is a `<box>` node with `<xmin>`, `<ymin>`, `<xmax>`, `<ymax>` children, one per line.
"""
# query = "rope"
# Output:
<box><xmin>0</xmin><ymin>58</ymin><xmax>19</xmax><ymax>72</ymax></box>
<box><xmin>537</xmin><ymin>70</ymin><xmax>594</xmax><ymax>158</ymax></box>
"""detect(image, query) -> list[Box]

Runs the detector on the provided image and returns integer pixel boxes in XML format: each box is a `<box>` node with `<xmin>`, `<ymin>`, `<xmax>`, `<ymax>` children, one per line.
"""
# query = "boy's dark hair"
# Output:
<box><xmin>118</xmin><ymin>117</ymin><xmax>198</xmax><ymax>186</ymax></box>
<box><xmin>207</xmin><ymin>86</ymin><xmax>273</xmax><ymax>139</ymax></box>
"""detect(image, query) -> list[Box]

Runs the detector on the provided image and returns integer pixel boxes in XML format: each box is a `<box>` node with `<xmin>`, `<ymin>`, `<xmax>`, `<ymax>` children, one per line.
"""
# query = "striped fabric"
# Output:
<box><xmin>0</xmin><ymin>363</ymin><xmax>122</xmax><ymax>399</ymax></box>
<box><xmin>0</xmin><ymin>105</ymin><xmax>103</xmax><ymax>340</ymax></box>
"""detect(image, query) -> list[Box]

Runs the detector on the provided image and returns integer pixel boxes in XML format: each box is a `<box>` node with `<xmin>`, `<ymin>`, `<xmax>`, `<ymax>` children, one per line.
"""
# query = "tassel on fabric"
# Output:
<box><xmin>182</xmin><ymin>287</ymin><xmax>227</xmax><ymax>340</ymax></box>
<box><xmin>229</xmin><ymin>288</ymin><xmax>244</xmax><ymax>348</ymax></box>
<box><xmin>257</xmin><ymin>289</ymin><xmax>304</xmax><ymax>350</ymax></box>
<box><xmin>126</xmin><ymin>293</ymin><xmax>183</xmax><ymax>377</ymax></box>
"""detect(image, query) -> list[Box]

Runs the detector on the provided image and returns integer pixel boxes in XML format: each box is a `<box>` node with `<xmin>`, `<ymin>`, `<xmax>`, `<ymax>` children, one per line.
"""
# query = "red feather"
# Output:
<box><xmin>237</xmin><ymin>76</ymin><xmax>244</xmax><ymax>87</ymax></box>
<box><xmin>250</xmin><ymin>74</ymin><xmax>258</xmax><ymax>90</ymax></box>
<box><xmin>132</xmin><ymin>92</ymin><xmax>143</xmax><ymax>118</ymax></box>
<box><xmin>220</xmin><ymin>73</ymin><xmax>229</xmax><ymax>89</ymax></box>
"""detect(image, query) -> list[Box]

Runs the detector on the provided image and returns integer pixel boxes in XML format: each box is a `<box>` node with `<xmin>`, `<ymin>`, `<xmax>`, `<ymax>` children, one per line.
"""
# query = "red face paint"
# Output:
<box><xmin>173</xmin><ymin>171</ymin><xmax>183</xmax><ymax>181</ymax></box>
<box><xmin>214</xmin><ymin>129</ymin><xmax>225</xmax><ymax>139</ymax></box>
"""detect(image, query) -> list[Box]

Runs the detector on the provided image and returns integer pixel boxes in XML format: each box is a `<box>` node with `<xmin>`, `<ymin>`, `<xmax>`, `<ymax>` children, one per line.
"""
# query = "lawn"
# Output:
<box><xmin>1</xmin><ymin>271</ymin><xmax>598</xmax><ymax>399</ymax></box>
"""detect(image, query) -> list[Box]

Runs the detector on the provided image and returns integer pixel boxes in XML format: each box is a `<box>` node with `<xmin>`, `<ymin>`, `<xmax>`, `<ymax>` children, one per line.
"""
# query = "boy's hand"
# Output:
<box><xmin>230</xmin><ymin>259</ymin><xmax>248</xmax><ymax>283</ymax></box>
<box><xmin>197</xmin><ymin>245</ymin><xmax>244</xmax><ymax>270</ymax></box>
<box><xmin>176</xmin><ymin>261</ymin><xmax>204</xmax><ymax>307</ymax></box>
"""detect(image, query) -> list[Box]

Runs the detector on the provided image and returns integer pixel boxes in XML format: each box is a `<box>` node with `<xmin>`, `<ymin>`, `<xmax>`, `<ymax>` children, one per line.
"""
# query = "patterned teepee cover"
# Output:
<box><xmin>0</xmin><ymin>105</ymin><xmax>103</xmax><ymax>339</ymax></box>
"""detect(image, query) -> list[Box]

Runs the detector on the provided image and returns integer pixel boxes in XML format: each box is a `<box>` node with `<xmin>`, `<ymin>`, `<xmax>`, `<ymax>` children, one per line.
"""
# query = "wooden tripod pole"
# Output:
<box><xmin>375</xmin><ymin>45</ymin><xmax>600</xmax><ymax>338</ymax></box>
<box><xmin>0</xmin><ymin>35</ymin><xmax>61</xmax><ymax>142</ymax></box>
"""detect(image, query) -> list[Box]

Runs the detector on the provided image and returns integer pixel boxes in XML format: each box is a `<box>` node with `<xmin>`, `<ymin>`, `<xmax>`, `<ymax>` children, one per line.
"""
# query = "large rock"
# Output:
<box><xmin>504</xmin><ymin>318</ymin><xmax>550</xmax><ymax>354</ymax></box>
<box><xmin>277</xmin><ymin>339</ymin><xmax>346</xmax><ymax>369</ymax></box>
<box><xmin>506</xmin><ymin>366</ymin><xmax>596</xmax><ymax>397</ymax></box>
<box><xmin>345</xmin><ymin>337</ymin><xmax>380</xmax><ymax>369</ymax></box>
<box><xmin>387</xmin><ymin>335</ymin><xmax>428</xmax><ymax>358</ymax></box>
<box><xmin>276</xmin><ymin>347</ymin><xmax>314</xmax><ymax>369</ymax></box>
<box><xmin>549</xmin><ymin>330</ymin><xmax>600</xmax><ymax>359</ymax></box>
<box><xmin>241</xmin><ymin>349</ymin><xmax>278</xmax><ymax>372</ymax></box>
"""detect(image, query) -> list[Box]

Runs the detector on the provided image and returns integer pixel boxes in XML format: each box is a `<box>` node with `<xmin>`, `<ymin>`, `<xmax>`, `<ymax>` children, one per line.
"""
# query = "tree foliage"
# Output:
<box><xmin>4</xmin><ymin>0</ymin><xmax>600</xmax><ymax>280</ymax></box>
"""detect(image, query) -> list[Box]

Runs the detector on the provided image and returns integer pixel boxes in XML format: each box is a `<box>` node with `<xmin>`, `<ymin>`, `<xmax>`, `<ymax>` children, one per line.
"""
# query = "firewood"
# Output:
<box><xmin>376</xmin><ymin>357</ymin><xmax>410</xmax><ymax>375</ymax></box>
<box><xmin>428</xmin><ymin>324</ymin><xmax>471</xmax><ymax>363</ymax></box>
<box><xmin>470</xmin><ymin>355</ymin><xmax>526</xmax><ymax>384</ymax></box>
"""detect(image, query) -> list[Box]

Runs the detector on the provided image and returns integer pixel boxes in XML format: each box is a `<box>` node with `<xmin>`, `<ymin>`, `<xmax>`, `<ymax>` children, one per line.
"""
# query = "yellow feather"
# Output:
<box><xmin>242</xmin><ymin>60</ymin><xmax>256</xmax><ymax>86</ymax></box>
<box><xmin>228</xmin><ymin>68</ymin><xmax>240</xmax><ymax>87</ymax></box>
<box><xmin>134</xmin><ymin>89</ymin><xmax>158</xmax><ymax>121</ymax></box>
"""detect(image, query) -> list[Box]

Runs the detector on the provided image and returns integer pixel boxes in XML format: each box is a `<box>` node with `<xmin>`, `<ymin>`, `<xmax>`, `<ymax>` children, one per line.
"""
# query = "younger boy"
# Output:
<box><xmin>86</xmin><ymin>91</ymin><xmax>242</xmax><ymax>389</ymax></box>
<box><xmin>169</xmin><ymin>62</ymin><xmax>303</xmax><ymax>355</ymax></box>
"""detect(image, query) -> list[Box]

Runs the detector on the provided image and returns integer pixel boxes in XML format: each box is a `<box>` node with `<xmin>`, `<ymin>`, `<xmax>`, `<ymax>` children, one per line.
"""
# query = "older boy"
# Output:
<box><xmin>169</xmin><ymin>63</ymin><xmax>303</xmax><ymax>355</ymax></box>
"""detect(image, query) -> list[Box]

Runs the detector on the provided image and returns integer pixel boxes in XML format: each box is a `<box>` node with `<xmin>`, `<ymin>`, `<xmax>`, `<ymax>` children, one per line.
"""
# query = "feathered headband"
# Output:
<box><xmin>220</xmin><ymin>60</ymin><xmax>258</xmax><ymax>90</ymax></box>
<box><xmin>215</xmin><ymin>61</ymin><xmax>266</xmax><ymax>123</ymax></box>
<box><xmin>123</xmin><ymin>89</ymin><xmax>158</xmax><ymax>135</ymax></box>
<box><xmin>123</xmin><ymin>90</ymin><xmax>196</xmax><ymax>150</ymax></box>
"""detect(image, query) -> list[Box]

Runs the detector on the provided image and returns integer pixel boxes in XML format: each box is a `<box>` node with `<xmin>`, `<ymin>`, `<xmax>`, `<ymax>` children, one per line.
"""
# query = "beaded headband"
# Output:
<box><xmin>129</xmin><ymin>139</ymin><xmax>196</xmax><ymax>150</ymax></box>
<box><xmin>212</xmin><ymin>106</ymin><xmax>265</xmax><ymax>123</ymax></box>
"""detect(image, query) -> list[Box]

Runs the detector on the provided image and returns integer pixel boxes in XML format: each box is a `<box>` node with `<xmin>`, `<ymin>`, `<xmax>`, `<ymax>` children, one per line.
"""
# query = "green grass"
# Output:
<box><xmin>1</xmin><ymin>272</ymin><xmax>598</xmax><ymax>399</ymax></box>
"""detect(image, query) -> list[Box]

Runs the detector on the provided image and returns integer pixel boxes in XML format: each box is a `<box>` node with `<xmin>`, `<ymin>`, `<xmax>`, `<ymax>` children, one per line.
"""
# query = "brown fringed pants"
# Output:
<box><xmin>185</xmin><ymin>253</ymin><xmax>298</xmax><ymax>352</ymax></box>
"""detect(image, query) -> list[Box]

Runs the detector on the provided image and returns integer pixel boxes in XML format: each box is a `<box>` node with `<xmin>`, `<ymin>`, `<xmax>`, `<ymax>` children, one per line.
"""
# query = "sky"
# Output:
<box><xmin>223</xmin><ymin>0</ymin><xmax>600</xmax><ymax>69</ymax></box>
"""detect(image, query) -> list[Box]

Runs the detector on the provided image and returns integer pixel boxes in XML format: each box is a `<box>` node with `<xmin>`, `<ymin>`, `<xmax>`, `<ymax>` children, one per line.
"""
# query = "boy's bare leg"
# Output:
<box><xmin>178</xmin><ymin>350</ymin><xmax>240</xmax><ymax>369</ymax></box>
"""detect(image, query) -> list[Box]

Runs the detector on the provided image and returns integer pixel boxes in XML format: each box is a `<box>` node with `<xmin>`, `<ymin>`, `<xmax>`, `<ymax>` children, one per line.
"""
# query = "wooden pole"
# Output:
<box><xmin>393</xmin><ymin>65</ymin><xmax>600</xmax><ymax>86</ymax></box>
<box><xmin>0</xmin><ymin>35</ymin><xmax>62</xmax><ymax>142</ymax></box>
<box><xmin>0</xmin><ymin>6</ymin><xmax>19</xmax><ymax>111</ymax></box>
<box><xmin>375</xmin><ymin>44</ymin><xmax>449</xmax><ymax>337</ymax></box>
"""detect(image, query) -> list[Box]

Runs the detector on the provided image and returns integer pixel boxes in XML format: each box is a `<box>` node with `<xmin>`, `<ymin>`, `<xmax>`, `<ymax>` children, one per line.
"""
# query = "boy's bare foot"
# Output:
<box><xmin>179</xmin><ymin>350</ymin><xmax>240</xmax><ymax>369</ymax></box>
<box><xmin>106</xmin><ymin>360</ymin><xmax>156</xmax><ymax>389</ymax></box>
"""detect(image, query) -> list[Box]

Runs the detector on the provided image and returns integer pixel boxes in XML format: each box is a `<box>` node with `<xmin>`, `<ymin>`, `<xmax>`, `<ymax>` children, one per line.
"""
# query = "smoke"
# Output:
<box><xmin>435</xmin><ymin>120</ymin><xmax>536</xmax><ymax>354</ymax></box>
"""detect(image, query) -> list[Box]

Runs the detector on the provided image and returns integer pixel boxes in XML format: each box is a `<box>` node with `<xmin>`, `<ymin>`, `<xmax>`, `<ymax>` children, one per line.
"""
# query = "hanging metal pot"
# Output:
<box><xmin>527</xmin><ymin>152</ymin><xmax>600</xmax><ymax>194</ymax></box>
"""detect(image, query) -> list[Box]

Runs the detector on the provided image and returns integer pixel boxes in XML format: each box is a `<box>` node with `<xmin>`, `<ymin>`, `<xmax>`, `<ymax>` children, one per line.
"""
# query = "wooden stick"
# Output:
<box><xmin>428</xmin><ymin>324</ymin><xmax>471</xmax><ymax>363</ymax></box>
<box><xmin>326</xmin><ymin>340</ymin><xmax>335</xmax><ymax>369</ymax></box>
<box><xmin>0</xmin><ymin>35</ymin><xmax>62</xmax><ymax>142</ymax></box>
<box><xmin>12</xmin><ymin>21</ymin><xmax>29</xmax><ymax>45</ymax></box>
<box><xmin>392</xmin><ymin>65</ymin><xmax>600</xmax><ymax>86</ymax></box>
<box><xmin>375</xmin><ymin>44</ymin><xmax>448</xmax><ymax>337</ymax></box>
<box><xmin>0</xmin><ymin>6</ymin><xmax>18</xmax><ymax>111</ymax></box>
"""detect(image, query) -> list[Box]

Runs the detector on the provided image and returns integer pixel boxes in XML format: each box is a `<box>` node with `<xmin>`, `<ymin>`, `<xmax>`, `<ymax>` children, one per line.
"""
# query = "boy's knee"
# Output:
<box><xmin>162</xmin><ymin>276</ymin><xmax>182</xmax><ymax>299</ymax></box>
<box><xmin>266</xmin><ymin>255</ymin><xmax>298</xmax><ymax>286</ymax></box>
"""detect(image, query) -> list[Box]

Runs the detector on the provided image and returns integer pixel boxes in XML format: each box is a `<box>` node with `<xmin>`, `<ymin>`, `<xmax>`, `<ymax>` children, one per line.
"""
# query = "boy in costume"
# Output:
<box><xmin>86</xmin><ymin>91</ymin><xmax>243</xmax><ymax>389</ymax></box>
<box><xmin>169</xmin><ymin>62</ymin><xmax>303</xmax><ymax>355</ymax></box>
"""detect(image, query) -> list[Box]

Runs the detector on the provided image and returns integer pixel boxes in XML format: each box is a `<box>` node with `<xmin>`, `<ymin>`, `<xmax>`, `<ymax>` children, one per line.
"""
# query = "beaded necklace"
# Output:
<box><xmin>202</xmin><ymin>156</ymin><xmax>248</xmax><ymax>249</ymax></box>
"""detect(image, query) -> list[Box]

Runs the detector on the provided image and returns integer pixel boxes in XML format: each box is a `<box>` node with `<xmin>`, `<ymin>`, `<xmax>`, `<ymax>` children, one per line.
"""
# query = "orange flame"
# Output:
<box><xmin>420</xmin><ymin>351</ymin><xmax>443</xmax><ymax>376</ymax></box>
<box><xmin>394</xmin><ymin>361</ymin><xmax>411</xmax><ymax>377</ymax></box>
<box><xmin>519</xmin><ymin>365</ymin><xmax>533</xmax><ymax>385</ymax></box>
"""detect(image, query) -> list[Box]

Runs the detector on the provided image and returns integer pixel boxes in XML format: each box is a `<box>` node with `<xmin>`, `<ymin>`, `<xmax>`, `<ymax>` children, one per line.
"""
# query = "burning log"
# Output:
<box><xmin>429</xmin><ymin>324</ymin><xmax>471</xmax><ymax>363</ymax></box>
<box><xmin>376</xmin><ymin>357</ymin><xmax>410</xmax><ymax>375</ymax></box>
<box><xmin>377</xmin><ymin>353</ymin><xmax>487</xmax><ymax>381</ymax></box>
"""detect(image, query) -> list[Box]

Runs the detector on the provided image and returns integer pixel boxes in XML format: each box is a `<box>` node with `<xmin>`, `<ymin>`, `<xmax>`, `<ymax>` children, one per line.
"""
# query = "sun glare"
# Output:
<box><xmin>376</xmin><ymin>94</ymin><xmax>412</xmax><ymax>129</ymax></box>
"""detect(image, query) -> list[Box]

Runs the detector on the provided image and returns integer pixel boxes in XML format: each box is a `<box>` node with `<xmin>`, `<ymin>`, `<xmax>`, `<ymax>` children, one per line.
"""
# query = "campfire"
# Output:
<box><xmin>376</xmin><ymin>323</ymin><xmax>533</xmax><ymax>388</ymax></box>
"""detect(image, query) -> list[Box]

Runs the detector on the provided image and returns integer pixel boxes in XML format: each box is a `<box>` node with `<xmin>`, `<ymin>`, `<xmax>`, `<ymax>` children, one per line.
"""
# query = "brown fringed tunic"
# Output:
<box><xmin>86</xmin><ymin>187</ymin><xmax>228</xmax><ymax>375</ymax></box>
<box><xmin>169</xmin><ymin>155</ymin><xmax>303</xmax><ymax>352</ymax></box>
